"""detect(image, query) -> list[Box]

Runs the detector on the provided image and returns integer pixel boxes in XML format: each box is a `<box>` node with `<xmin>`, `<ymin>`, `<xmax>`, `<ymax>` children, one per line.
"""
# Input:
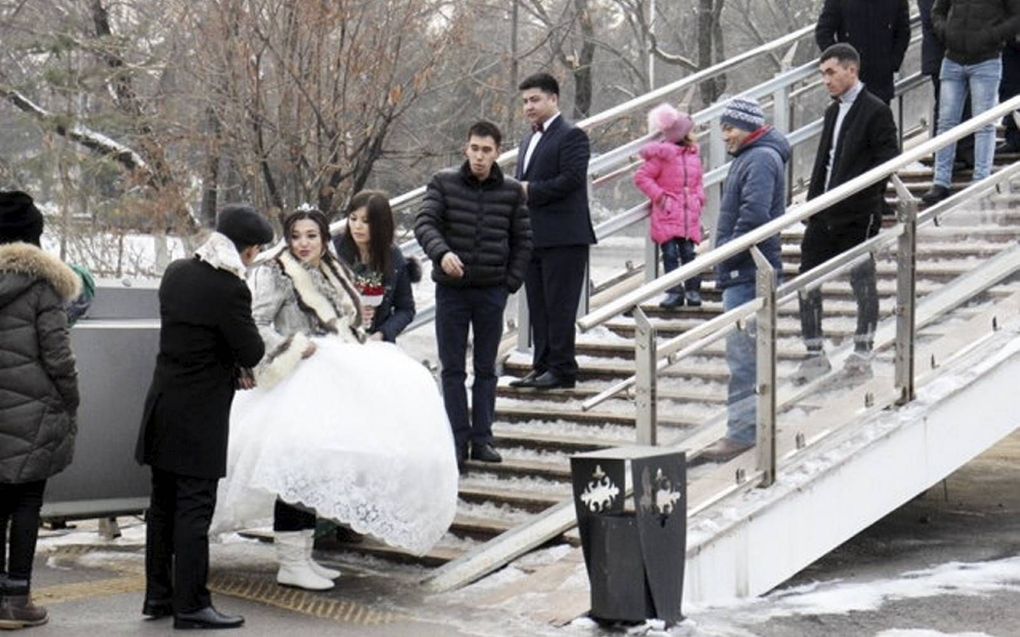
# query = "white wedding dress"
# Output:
<box><xmin>212</xmin><ymin>336</ymin><xmax>459</xmax><ymax>555</ymax></box>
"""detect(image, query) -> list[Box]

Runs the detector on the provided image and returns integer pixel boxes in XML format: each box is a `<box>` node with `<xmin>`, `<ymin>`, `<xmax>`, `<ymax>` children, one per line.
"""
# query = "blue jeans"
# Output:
<box><xmin>933</xmin><ymin>57</ymin><xmax>1002</xmax><ymax>186</ymax></box>
<box><xmin>661</xmin><ymin>238</ymin><xmax>701</xmax><ymax>295</ymax></box>
<box><xmin>722</xmin><ymin>282</ymin><xmax>757</xmax><ymax>446</ymax></box>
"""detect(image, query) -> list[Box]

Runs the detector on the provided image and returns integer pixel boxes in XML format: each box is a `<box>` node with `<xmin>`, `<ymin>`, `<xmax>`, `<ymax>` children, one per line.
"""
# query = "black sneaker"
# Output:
<box><xmin>921</xmin><ymin>185</ymin><xmax>950</xmax><ymax>205</ymax></box>
<box><xmin>685</xmin><ymin>291</ymin><xmax>702</xmax><ymax>307</ymax></box>
<box><xmin>659</xmin><ymin>292</ymin><xmax>684</xmax><ymax>310</ymax></box>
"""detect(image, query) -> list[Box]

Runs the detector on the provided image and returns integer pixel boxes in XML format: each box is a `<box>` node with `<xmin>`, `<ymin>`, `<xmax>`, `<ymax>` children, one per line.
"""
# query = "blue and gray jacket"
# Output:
<box><xmin>714</xmin><ymin>127</ymin><xmax>791</xmax><ymax>290</ymax></box>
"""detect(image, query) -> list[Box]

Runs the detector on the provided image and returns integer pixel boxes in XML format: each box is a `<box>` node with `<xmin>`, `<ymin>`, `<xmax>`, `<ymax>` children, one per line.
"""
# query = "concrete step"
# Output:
<box><xmin>457</xmin><ymin>485</ymin><xmax>565</xmax><ymax>513</ymax></box>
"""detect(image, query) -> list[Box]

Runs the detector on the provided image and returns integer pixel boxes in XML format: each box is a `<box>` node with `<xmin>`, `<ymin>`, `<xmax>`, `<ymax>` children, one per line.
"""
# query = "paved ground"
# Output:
<box><xmin>22</xmin><ymin>429</ymin><xmax>1020</xmax><ymax>636</ymax></box>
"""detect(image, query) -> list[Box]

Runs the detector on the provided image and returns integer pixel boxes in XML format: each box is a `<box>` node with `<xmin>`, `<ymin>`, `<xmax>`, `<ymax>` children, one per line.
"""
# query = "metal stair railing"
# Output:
<box><xmin>356</xmin><ymin>17</ymin><xmax>877</xmax><ymax>340</ymax></box>
<box><xmin>576</xmin><ymin>94</ymin><xmax>1020</xmax><ymax>480</ymax></box>
<box><xmin>406</xmin><ymin>17</ymin><xmax>927</xmax><ymax>345</ymax></box>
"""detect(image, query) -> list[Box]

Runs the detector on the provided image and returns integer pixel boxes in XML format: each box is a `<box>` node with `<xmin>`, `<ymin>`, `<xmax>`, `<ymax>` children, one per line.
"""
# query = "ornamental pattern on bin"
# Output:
<box><xmin>580</xmin><ymin>464</ymin><xmax>620</xmax><ymax>512</ymax></box>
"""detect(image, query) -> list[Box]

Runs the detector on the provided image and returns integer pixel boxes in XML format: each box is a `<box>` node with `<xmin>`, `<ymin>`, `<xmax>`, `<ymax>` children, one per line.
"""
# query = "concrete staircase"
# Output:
<box><xmin>320</xmin><ymin>149</ymin><xmax>1020</xmax><ymax>568</ymax></box>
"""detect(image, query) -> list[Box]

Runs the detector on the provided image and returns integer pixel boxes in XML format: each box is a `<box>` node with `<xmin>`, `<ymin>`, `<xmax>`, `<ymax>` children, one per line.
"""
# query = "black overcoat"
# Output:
<box><xmin>808</xmin><ymin>87</ymin><xmax>900</xmax><ymax>230</ymax></box>
<box><xmin>815</xmin><ymin>0</ymin><xmax>911</xmax><ymax>104</ymax></box>
<box><xmin>515</xmin><ymin>116</ymin><xmax>596</xmax><ymax>249</ymax></box>
<box><xmin>135</xmin><ymin>257</ymin><xmax>265</xmax><ymax>479</ymax></box>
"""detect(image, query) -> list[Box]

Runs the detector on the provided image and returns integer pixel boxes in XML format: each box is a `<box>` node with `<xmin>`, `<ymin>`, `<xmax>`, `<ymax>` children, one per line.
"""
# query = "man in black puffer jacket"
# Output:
<box><xmin>415</xmin><ymin>120</ymin><xmax>532</xmax><ymax>469</ymax></box>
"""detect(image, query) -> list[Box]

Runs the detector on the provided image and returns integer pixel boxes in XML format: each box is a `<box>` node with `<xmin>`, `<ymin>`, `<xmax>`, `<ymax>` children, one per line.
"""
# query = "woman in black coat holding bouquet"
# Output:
<box><xmin>334</xmin><ymin>190</ymin><xmax>420</xmax><ymax>342</ymax></box>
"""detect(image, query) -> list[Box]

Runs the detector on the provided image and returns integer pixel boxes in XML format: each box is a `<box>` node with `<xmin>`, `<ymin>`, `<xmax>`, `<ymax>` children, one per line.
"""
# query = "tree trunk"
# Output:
<box><xmin>572</xmin><ymin>0</ymin><xmax>595</xmax><ymax>119</ymax></box>
<box><xmin>697</xmin><ymin>0</ymin><xmax>726</xmax><ymax>107</ymax></box>
<box><xmin>199</xmin><ymin>107</ymin><xmax>222</xmax><ymax>227</ymax></box>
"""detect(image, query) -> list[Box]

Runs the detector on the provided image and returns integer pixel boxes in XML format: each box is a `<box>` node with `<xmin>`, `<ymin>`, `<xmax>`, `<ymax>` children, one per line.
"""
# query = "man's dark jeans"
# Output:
<box><xmin>799</xmin><ymin>217</ymin><xmax>879</xmax><ymax>353</ymax></box>
<box><xmin>435</xmin><ymin>284</ymin><xmax>509</xmax><ymax>452</ymax></box>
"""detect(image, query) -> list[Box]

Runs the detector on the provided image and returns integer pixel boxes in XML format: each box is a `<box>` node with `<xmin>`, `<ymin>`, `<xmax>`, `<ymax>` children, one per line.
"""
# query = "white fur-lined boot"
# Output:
<box><xmin>303</xmin><ymin>530</ymin><xmax>341</xmax><ymax>580</ymax></box>
<box><xmin>275</xmin><ymin>531</ymin><xmax>334</xmax><ymax>591</ymax></box>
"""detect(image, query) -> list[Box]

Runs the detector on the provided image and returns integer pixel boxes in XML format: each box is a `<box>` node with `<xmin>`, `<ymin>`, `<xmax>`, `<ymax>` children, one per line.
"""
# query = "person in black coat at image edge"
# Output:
<box><xmin>134</xmin><ymin>203</ymin><xmax>273</xmax><ymax>630</ymax></box>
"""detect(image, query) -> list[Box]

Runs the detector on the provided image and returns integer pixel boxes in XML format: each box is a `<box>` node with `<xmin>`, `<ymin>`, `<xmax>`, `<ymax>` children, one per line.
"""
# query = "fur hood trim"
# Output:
<box><xmin>0</xmin><ymin>242</ymin><xmax>82</xmax><ymax>301</ymax></box>
<box><xmin>639</xmin><ymin>141</ymin><xmax>699</xmax><ymax>162</ymax></box>
<box><xmin>254</xmin><ymin>331</ymin><xmax>309</xmax><ymax>389</ymax></box>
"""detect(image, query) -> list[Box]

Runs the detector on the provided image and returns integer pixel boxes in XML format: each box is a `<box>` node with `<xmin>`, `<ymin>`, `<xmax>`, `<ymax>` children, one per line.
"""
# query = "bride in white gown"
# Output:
<box><xmin>212</xmin><ymin>207</ymin><xmax>458</xmax><ymax>589</ymax></box>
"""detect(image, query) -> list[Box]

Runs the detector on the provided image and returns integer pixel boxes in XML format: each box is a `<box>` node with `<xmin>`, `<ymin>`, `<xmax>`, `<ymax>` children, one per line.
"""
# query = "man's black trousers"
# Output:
<box><xmin>145</xmin><ymin>467</ymin><xmax>217</xmax><ymax>614</ymax></box>
<box><xmin>435</xmin><ymin>284</ymin><xmax>508</xmax><ymax>452</ymax></box>
<box><xmin>523</xmin><ymin>245</ymin><xmax>589</xmax><ymax>381</ymax></box>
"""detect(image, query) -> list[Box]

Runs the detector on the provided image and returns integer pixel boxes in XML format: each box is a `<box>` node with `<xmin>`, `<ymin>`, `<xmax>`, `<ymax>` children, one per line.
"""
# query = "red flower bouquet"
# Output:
<box><xmin>355</xmin><ymin>270</ymin><xmax>386</xmax><ymax>307</ymax></box>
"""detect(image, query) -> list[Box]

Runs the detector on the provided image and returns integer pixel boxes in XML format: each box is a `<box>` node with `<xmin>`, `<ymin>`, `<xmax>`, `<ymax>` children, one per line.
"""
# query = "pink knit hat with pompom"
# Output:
<box><xmin>647</xmin><ymin>103</ymin><xmax>694</xmax><ymax>143</ymax></box>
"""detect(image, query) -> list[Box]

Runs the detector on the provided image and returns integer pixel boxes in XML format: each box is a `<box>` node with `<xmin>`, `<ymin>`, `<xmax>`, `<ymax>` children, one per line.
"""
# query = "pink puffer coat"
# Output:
<box><xmin>634</xmin><ymin>141</ymin><xmax>706</xmax><ymax>245</ymax></box>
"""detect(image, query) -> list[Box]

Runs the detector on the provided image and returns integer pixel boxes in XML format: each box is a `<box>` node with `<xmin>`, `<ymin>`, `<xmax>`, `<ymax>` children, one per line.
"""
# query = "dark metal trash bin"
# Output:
<box><xmin>570</xmin><ymin>446</ymin><xmax>686</xmax><ymax>625</ymax></box>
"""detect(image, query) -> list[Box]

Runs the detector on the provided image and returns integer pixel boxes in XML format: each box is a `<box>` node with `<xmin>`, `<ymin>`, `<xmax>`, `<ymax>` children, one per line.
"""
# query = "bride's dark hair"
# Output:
<box><xmin>283</xmin><ymin>208</ymin><xmax>335</xmax><ymax>263</ymax></box>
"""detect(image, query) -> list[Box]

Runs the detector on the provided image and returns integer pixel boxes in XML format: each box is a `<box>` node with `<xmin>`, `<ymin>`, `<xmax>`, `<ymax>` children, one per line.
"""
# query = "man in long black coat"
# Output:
<box><xmin>135</xmin><ymin>204</ymin><xmax>272</xmax><ymax>629</ymax></box>
<box><xmin>794</xmin><ymin>44</ymin><xmax>899</xmax><ymax>384</ymax></box>
<box><xmin>510</xmin><ymin>72</ymin><xmax>596</xmax><ymax>391</ymax></box>
<box><xmin>816</xmin><ymin>0</ymin><xmax>911</xmax><ymax>105</ymax></box>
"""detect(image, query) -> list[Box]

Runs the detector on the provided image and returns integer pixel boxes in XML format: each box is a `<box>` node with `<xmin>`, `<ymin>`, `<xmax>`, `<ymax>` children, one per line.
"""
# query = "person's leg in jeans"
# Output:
<box><xmin>0</xmin><ymin>481</ymin><xmax>45</xmax><ymax>584</ymax></box>
<box><xmin>842</xmin><ymin>218</ymin><xmax>880</xmax><ymax>353</ymax></box>
<box><xmin>434</xmin><ymin>285</ymin><xmax>472</xmax><ymax>457</ymax></box>
<box><xmin>1001</xmin><ymin>45</ymin><xmax>1020</xmax><ymax>151</ymax></box>
<box><xmin>968</xmin><ymin>57</ymin><xmax>1003</xmax><ymax>181</ymax></box>
<box><xmin>798</xmin><ymin>220</ymin><xmax>837</xmax><ymax>354</ymax></box>
<box><xmin>722</xmin><ymin>282</ymin><xmax>757</xmax><ymax>446</ymax></box>
<box><xmin>470</xmin><ymin>286</ymin><xmax>509</xmax><ymax>451</ymax></box>
<box><xmin>678</xmin><ymin>239</ymin><xmax>702</xmax><ymax>298</ymax></box>
<box><xmin>932</xmin><ymin>58</ymin><xmax>969</xmax><ymax>188</ymax></box>
<box><xmin>661</xmin><ymin>239</ymin><xmax>681</xmax><ymax>292</ymax></box>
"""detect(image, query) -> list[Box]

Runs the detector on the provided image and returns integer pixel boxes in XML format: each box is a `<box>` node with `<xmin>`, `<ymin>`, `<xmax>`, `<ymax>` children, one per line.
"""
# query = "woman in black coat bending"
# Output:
<box><xmin>333</xmin><ymin>190</ymin><xmax>420</xmax><ymax>342</ymax></box>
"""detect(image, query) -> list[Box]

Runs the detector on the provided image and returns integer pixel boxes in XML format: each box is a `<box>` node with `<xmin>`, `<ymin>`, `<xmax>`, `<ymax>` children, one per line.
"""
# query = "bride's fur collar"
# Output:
<box><xmin>0</xmin><ymin>242</ymin><xmax>82</xmax><ymax>301</ymax></box>
<box><xmin>276</xmin><ymin>249</ymin><xmax>364</xmax><ymax>335</ymax></box>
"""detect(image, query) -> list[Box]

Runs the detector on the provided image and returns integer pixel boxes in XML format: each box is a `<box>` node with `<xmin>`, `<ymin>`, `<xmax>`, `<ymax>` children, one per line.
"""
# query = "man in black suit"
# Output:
<box><xmin>794</xmin><ymin>44</ymin><xmax>899</xmax><ymax>384</ymax></box>
<box><xmin>815</xmin><ymin>0</ymin><xmax>911</xmax><ymax>105</ymax></box>
<box><xmin>509</xmin><ymin>72</ymin><xmax>596</xmax><ymax>391</ymax></box>
<box><xmin>135</xmin><ymin>204</ymin><xmax>272</xmax><ymax>629</ymax></box>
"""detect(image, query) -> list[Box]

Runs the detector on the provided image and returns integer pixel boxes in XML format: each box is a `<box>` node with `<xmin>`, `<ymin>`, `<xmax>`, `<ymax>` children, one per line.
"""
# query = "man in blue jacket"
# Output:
<box><xmin>701</xmin><ymin>97</ymin><xmax>791</xmax><ymax>463</ymax></box>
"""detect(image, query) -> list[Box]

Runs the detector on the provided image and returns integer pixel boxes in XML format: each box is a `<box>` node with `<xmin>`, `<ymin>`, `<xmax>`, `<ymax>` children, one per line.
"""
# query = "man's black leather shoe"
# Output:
<box><xmin>529</xmin><ymin>371</ymin><xmax>575</xmax><ymax>390</ymax></box>
<box><xmin>173</xmin><ymin>606</ymin><xmax>244</xmax><ymax>630</ymax></box>
<box><xmin>456</xmin><ymin>446</ymin><xmax>467</xmax><ymax>473</ymax></box>
<box><xmin>509</xmin><ymin>370</ymin><xmax>540</xmax><ymax>388</ymax></box>
<box><xmin>470</xmin><ymin>443</ymin><xmax>502</xmax><ymax>463</ymax></box>
<box><xmin>142</xmin><ymin>598</ymin><xmax>173</xmax><ymax>619</ymax></box>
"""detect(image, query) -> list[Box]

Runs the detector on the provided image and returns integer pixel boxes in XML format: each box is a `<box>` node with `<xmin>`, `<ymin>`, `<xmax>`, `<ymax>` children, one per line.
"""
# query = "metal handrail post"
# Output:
<box><xmin>634</xmin><ymin>307</ymin><xmax>658</xmax><ymax>445</ymax></box>
<box><xmin>644</xmin><ymin>216</ymin><xmax>659</xmax><ymax>284</ymax></box>
<box><xmin>516</xmin><ymin>289</ymin><xmax>531</xmax><ymax>353</ymax></box>
<box><xmin>751</xmin><ymin>247</ymin><xmax>777</xmax><ymax>487</ymax></box>
<box><xmin>890</xmin><ymin>175</ymin><xmax>918</xmax><ymax>404</ymax></box>
<box><xmin>706</xmin><ymin>116</ymin><xmax>726</xmax><ymax>241</ymax></box>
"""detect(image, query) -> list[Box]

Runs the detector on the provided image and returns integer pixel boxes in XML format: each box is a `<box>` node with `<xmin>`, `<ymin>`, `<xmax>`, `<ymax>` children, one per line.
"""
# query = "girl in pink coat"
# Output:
<box><xmin>634</xmin><ymin>103</ymin><xmax>706</xmax><ymax>309</ymax></box>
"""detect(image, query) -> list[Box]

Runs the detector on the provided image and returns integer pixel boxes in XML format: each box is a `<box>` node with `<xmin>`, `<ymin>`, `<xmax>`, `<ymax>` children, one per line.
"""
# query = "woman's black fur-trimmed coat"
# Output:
<box><xmin>0</xmin><ymin>243</ymin><xmax>80</xmax><ymax>483</ymax></box>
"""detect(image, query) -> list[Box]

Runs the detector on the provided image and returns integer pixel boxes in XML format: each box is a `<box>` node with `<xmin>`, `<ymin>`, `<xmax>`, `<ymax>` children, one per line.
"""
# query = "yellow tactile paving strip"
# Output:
<box><xmin>38</xmin><ymin>545</ymin><xmax>400</xmax><ymax>626</ymax></box>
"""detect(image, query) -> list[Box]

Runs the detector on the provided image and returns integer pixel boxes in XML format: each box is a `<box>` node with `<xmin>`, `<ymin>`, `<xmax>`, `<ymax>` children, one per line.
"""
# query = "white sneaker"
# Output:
<box><xmin>302</xmin><ymin>530</ymin><xmax>341</xmax><ymax>580</ymax></box>
<box><xmin>843</xmin><ymin>351</ymin><xmax>874</xmax><ymax>379</ymax></box>
<box><xmin>275</xmin><ymin>532</ymin><xmax>335</xmax><ymax>591</ymax></box>
<box><xmin>792</xmin><ymin>352</ymin><xmax>832</xmax><ymax>385</ymax></box>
